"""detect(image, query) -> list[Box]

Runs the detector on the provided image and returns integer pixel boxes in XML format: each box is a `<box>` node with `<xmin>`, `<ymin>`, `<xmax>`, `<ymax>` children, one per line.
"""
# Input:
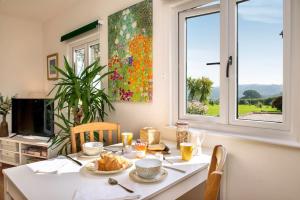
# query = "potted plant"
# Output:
<box><xmin>48</xmin><ymin>57</ymin><xmax>114</xmax><ymax>154</ymax></box>
<box><xmin>0</xmin><ymin>94</ymin><xmax>13</xmax><ymax>137</ymax></box>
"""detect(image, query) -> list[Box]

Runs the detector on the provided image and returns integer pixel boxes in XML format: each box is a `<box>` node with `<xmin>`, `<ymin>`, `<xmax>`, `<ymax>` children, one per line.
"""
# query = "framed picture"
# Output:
<box><xmin>47</xmin><ymin>53</ymin><xmax>59</xmax><ymax>80</ymax></box>
<box><xmin>108</xmin><ymin>0</ymin><xmax>153</xmax><ymax>102</ymax></box>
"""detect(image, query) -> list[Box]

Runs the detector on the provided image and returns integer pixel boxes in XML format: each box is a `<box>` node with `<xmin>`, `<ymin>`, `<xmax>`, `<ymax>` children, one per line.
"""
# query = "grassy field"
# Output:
<box><xmin>206</xmin><ymin>105</ymin><xmax>220</xmax><ymax>116</ymax></box>
<box><xmin>206</xmin><ymin>104</ymin><xmax>280</xmax><ymax>116</ymax></box>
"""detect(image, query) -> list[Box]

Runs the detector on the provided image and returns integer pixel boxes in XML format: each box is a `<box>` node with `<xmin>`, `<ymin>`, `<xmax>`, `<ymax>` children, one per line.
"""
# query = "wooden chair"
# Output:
<box><xmin>70</xmin><ymin>122</ymin><xmax>121</xmax><ymax>153</ymax></box>
<box><xmin>204</xmin><ymin>145</ymin><xmax>227</xmax><ymax>200</ymax></box>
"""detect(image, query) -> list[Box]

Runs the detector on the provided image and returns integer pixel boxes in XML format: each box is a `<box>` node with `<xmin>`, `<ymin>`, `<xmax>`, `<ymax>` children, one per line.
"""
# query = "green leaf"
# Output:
<box><xmin>47</xmin><ymin>56</ymin><xmax>114</xmax><ymax>154</ymax></box>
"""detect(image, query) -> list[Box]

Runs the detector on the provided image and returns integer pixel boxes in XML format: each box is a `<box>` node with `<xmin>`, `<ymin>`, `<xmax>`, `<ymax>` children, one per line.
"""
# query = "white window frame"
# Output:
<box><xmin>179</xmin><ymin>3</ymin><xmax>228</xmax><ymax>124</ymax></box>
<box><xmin>228</xmin><ymin>0</ymin><xmax>291</xmax><ymax>131</ymax></box>
<box><xmin>87</xmin><ymin>40</ymin><xmax>100</xmax><ymax>65</ymax></box>
<box><xmin>177</xmin><ymin>0</ymin><xmax>291</xmax><ymax>132</ymax></box>
<box><xmin>67</xmin><ymin>33</ymin><xmax>100</xmax><ymax>74</ymax></box>
<box><xmin>72</xmin><ymin>44</ymin><xmax>87</xmax><ymax>75</ymax></box>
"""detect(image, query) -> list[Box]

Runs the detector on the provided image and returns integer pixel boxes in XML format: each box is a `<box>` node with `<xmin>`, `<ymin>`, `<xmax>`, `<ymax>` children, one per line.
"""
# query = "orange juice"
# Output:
<box><xmin>180</xmin><ymin>143</ymin><xmax>194</xmax><ymax>161</ymax></box>
<box><xmin>135</xmin><ymin>139</ymin><xmax>147</xmax><ymax>158</ymax></box>
<box><xmin>121</xmin><ymin>132</ymin><xmax>133</xmax><ymax>146</ymax></box>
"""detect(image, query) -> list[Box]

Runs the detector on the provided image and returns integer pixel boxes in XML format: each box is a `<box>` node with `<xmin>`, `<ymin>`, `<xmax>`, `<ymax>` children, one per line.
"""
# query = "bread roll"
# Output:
<box><xmin>97</xmin><ymin>153</ymin><xmax>128</xmax><ymax>171</ymax></box>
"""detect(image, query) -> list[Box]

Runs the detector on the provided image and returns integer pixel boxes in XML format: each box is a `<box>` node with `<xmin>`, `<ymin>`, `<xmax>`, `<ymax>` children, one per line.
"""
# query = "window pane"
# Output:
<box><xmin>89</xmin><ymin>43</ymin><xmax>100</xmax><ymax>65</ymax></box>
<box><xmin>237</xmin><ymin>0</ymin><xmax>283</xmax><ymax>123</ymax></box>
<box><xmin>74</xmin><ymin>48</ymin><xmax>85</xmax><ymax>76</ymax></box>
<box><xmin>186</xmin><ymin>12</ymin><xmax>220</xmax><ymax>117</ymax></box>
<box><xmin>89</xmin><ymin>43</ymin><xmax>101</xmax><ymax>89</ymax></box>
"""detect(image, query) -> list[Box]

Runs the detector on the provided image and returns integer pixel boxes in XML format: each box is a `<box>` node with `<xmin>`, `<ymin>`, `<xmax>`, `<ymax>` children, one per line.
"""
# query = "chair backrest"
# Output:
<box><xmin>70</xmin><ymin>122</ymin><xmax>121</xmax><ymax>153</ymax></box>
<box><xmin>204</xmin><ymin>145</ymin><xmax>227</xmax><ymax>200</ymax></box>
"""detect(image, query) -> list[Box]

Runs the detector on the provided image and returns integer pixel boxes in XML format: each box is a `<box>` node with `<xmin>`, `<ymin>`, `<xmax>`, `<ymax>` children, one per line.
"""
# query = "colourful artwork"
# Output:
<box><xmin>108</xmin><ymin>0</ymin><xmax>153</xmax><ymax>102</ymax></box>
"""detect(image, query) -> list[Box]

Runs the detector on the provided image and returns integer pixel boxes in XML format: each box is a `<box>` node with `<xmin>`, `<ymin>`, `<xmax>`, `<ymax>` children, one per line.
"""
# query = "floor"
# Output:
<box><xmin>0</xmin><ymin>164</ymin><xmax>13</xmax><ymax>200</ymax></box>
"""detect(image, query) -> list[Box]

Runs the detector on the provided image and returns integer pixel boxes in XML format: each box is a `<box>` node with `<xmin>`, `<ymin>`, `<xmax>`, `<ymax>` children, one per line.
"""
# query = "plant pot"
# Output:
<box><xmin>0</xmin><ymin>115</ymin><xmax>8</xmax><ymax>137</ymax></box>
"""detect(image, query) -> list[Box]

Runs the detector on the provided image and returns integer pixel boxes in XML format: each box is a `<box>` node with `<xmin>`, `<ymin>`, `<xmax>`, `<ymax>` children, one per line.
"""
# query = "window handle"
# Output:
<box><xmin>206</xmin><ymin>62</ymin><xmax>220</xmax><ymax>66</ymax></box>
<box><xmin>279</xmin><ymin>30</ymin><xmax>283</xmax><ymax>38</ymax></box>
<box><xmin>226</xmin><ymin>56</ymin><xmax>232</xmax><ymax>78</ymax></box>
<box><xmin>237</xmin><ymin>0</ymin><xmax>250</xmax><ymax>4</ymax></box>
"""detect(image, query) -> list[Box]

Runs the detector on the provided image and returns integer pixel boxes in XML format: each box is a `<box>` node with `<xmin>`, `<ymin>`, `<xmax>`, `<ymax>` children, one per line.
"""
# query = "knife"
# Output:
<box><xmin>163</xmin><ymin>165</ymin><xmax>186</xmax><ymax>173</ymax></box>
<box><xmin>163</xmin><ymin>155</ymin><xmax>173</xmax><ymax>164</ymax></box>
<box><xmin>65</xmin><ymin>155</ymin><xmax>82</xmax><ymax>166</ymax></box>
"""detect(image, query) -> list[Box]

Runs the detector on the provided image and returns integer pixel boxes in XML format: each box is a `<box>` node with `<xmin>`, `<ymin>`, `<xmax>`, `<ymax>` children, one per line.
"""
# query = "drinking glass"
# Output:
<box><xmin>191</xmin><ymin>130</ymin><xmax>206</xmax><ymax>156</ymax></box>
<box><xmin>121</xmin><ymin>132</ymin><xmax>133</xmax><ymax>147</ymax></box>
<box><xmin>135</xmin><ymin>139</ymin><xmax>148</xmax><ymax>158</ymax></box>
<box><xmin>180</xmin><ymin>142</ymin><xmax>194</xmax><ymax>161</ymax></box>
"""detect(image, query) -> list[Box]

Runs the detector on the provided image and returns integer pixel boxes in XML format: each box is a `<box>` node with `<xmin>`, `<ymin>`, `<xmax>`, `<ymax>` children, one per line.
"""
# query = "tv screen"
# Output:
<box><xmin>12</xmin><ymin>98</ymin><xmax>54</xmax><ymax>137</ymax></box>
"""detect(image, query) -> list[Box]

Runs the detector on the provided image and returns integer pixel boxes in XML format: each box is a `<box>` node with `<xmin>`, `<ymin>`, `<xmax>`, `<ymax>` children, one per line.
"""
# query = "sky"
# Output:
<box><xmin>186</xmin><ymin>0</ymin><xmax>283</xmax><ymax>87</ymax></box>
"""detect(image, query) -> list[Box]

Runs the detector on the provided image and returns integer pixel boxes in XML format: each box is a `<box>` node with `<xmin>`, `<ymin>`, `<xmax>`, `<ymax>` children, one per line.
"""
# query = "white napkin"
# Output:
<box><xmin>27</xmin><ymin>157</ymin><xmax>81</xmax><ymax>174</ymax></box>
<box><xmin>73</xmin><ymin>183</ymin><xmax>140</xmax><ymax>200</ymax></box>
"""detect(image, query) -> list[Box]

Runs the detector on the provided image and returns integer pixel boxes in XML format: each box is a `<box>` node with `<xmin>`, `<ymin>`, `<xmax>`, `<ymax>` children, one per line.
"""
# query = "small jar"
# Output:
<box><xmin>176</xmin><ymin>121</ymin><xmax>190</xmax><ymax>149</ymax></box>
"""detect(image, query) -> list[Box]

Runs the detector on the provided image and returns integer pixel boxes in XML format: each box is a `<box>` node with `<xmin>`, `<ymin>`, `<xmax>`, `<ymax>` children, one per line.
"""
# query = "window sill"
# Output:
<box><xmin>162</xmin><ymin>125</ymin><xmax>300</xmax><ymax>149</ymax></box>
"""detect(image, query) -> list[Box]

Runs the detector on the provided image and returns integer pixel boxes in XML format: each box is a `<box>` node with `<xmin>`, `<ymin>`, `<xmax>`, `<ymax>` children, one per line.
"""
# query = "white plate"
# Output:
<box><xmin>129</xmin><ymin>168</ymin><xmax>168</xmax><ymax>183</ymax></box>
<box><xmin>84</xmin><ymin>159</ymin><xmax>132</xmax><ymax>175</ymax></box>
<box><xmin>78</xmin><ymin>151</ymin><xmax>101</xmax><ymax>158</ymax></box>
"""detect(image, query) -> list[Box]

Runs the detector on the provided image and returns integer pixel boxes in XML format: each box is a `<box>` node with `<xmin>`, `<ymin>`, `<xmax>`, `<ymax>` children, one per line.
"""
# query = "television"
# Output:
<box><xmin>12</xmin><ymin>98</ymin><xmax>54</xmax><ymax>137</ymax></box>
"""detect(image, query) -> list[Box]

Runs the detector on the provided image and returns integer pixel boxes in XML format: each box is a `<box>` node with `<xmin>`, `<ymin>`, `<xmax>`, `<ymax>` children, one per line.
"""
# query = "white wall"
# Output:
<box><xmin>43</xmin><ymin>0</ymin><xmax>169</xmax><ymax>135</ymax></box>
<box><xmin>41</xmin><ymin>0</ymin><xmax>300</xmax><ymax>199</ymax></box>
<box><xmin>0</xmin><ymin>14</ymin><xmax>44</xmax><ymax>131</ymax></box>
<box><xmin>206</xmin><ymin>135</ymin><xmax>300</xmax><ymax>200</ymax></box>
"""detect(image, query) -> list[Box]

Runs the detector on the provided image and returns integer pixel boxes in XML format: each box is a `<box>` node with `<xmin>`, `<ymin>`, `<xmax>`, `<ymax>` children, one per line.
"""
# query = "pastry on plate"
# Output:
<box><xmin>97</xmin><ymin>153</ymin><xmax>129</xmax><ymax>171</ymax></box>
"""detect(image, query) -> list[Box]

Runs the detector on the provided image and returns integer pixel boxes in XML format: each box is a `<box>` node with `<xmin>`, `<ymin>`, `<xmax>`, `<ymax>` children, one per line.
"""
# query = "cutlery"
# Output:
<box><xmin>34</xmin><ymin>170</ymin><xmax>58</xmax><ymax>174</ymax></box>
<box><xmin>122</xmin><ymin>195</ymin><xmax>141</xmax><ymax>200</ymax></box>
<box><xmin>108</xmin><ymin>178</ymin><xmax>134</xmax><ymax>193</ymax></box>
<box><xmin>108</xmin><ymin>195</ymin><xmax>141</xmax><ymax>200</ymax></box>
<box><xmin>115</xmin><ymin>195</ymin><xmax>141</xmax><ymax>200</ymax></box>
<box><xmin>65</xmin><ymin>155</ymin><xmax>82</xmax><ymax>166</ymax></box>
<box><xmin>104</xmin><ymin>146</ymin><xmax>122</xmax><ymax>153</ymax></box>
<box><xmin>163</xmin><ymin>165</ymin><xmax>186</xmax><ymax>173</ymax></box>
<box><xmin>163</xmin><ymin>155</ymin><xmax>173</xmax><ymax>164</ymax></box>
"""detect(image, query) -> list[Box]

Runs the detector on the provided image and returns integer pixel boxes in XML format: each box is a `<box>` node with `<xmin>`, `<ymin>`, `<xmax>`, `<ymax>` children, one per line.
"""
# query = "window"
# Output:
<box><xmin>179</xmin><ymin>2</ymin><xmax>222</xmax><ymax>122</ymax></box>
<box><xmin>71</xmin><ymin>38</ymin><xmax>100</xmax><ymax>76</ymax></box>
<box><xmin>89</xmin><ymin>43</ymin><xmax>100</xmax><ymax>65</ymax></box>
<box><xmin>178</xmin><ymin>0</ymin><xmax>290</xmax><ymax>130</ymax></box>
<box><xmin>236</xmin><ymin>0</ymin><xmax>283</xmax><ymax>123</ymax></box>
<box><xmin>73</xmin><ymin>46</ymin><xmax>85</xmax><ymax>76</ymax></box>
<box><xmin>186</xmin><ymin>11</ymin><xmax>220</xmax><ymax>117</ymax></box>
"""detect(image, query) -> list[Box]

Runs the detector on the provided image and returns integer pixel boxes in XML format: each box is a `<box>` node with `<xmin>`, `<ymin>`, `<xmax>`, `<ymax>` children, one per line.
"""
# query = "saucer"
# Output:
<box><xmin>77</xmin><ymin>151</ymin><xmax>100</xmax><ymax>158</ymax></box>
<box><xmin>129</xmin><ymin>168</ymin><xmax>168</xmax><ymax>183</ymax></box>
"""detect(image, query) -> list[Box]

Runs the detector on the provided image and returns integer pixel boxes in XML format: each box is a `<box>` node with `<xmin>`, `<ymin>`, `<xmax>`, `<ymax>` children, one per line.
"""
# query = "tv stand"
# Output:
<box><xmin>0</xmin><ymin>135</ymin><xmax>58</xmax><ymax>166</ymax></box>
<box><xmin>21</xmin><ymin>135</ymin><xmax>50</xmax><ymax>141</ymax></box>
<box><xmin>8</xmin><ymin>134</ymin><xmax>17</xmax><ymax>138</ymax></box>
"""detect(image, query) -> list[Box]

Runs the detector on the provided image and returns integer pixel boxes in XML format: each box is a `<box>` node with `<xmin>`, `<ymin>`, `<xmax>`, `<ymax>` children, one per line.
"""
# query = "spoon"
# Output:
<box><xmin>108</xmin><ymin>178</ymin><xmax>134</xmax><ymax>193</ymax></box>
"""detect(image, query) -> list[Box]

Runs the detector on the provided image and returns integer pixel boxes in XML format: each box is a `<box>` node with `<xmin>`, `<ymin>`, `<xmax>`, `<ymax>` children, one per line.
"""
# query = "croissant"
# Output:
<box><xmin>98</xmin><ymin>153</ymin><xmax>128</xmax><ymax>171</ymax></box>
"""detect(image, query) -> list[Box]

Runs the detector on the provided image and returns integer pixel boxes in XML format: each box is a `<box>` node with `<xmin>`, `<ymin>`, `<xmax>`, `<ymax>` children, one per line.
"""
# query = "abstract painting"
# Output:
<box><xmin>108</xmin><ymin>0</ymin><xmax>152</xmax><ymax>102</ymax></box>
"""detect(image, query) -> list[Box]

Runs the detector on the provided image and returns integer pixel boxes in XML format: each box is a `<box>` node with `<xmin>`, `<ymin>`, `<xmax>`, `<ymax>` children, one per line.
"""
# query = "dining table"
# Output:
<box><xmin>3</xmin><ymin>140</ymin><xmax>211</xmax><ymax>200</ymax></box>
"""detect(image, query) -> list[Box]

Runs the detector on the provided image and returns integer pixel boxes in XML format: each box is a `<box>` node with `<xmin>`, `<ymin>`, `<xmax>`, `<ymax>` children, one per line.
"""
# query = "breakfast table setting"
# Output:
<box><xmin>3</xmin><ymin>127</ymin><xmax>211</xmax><ymax>200</ymax></box>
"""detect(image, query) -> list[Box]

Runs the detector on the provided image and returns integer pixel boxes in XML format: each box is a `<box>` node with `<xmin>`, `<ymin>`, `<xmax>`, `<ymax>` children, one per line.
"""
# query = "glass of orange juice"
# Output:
<box><xmin>121</xmin><ymin>132</ymin><xmax>133</xmax><ymax>147</ymax></box>
<box><xmin>135</xmin><ymin>139</ymin><xmax>148</xmax><ymax>158</ymax></box>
